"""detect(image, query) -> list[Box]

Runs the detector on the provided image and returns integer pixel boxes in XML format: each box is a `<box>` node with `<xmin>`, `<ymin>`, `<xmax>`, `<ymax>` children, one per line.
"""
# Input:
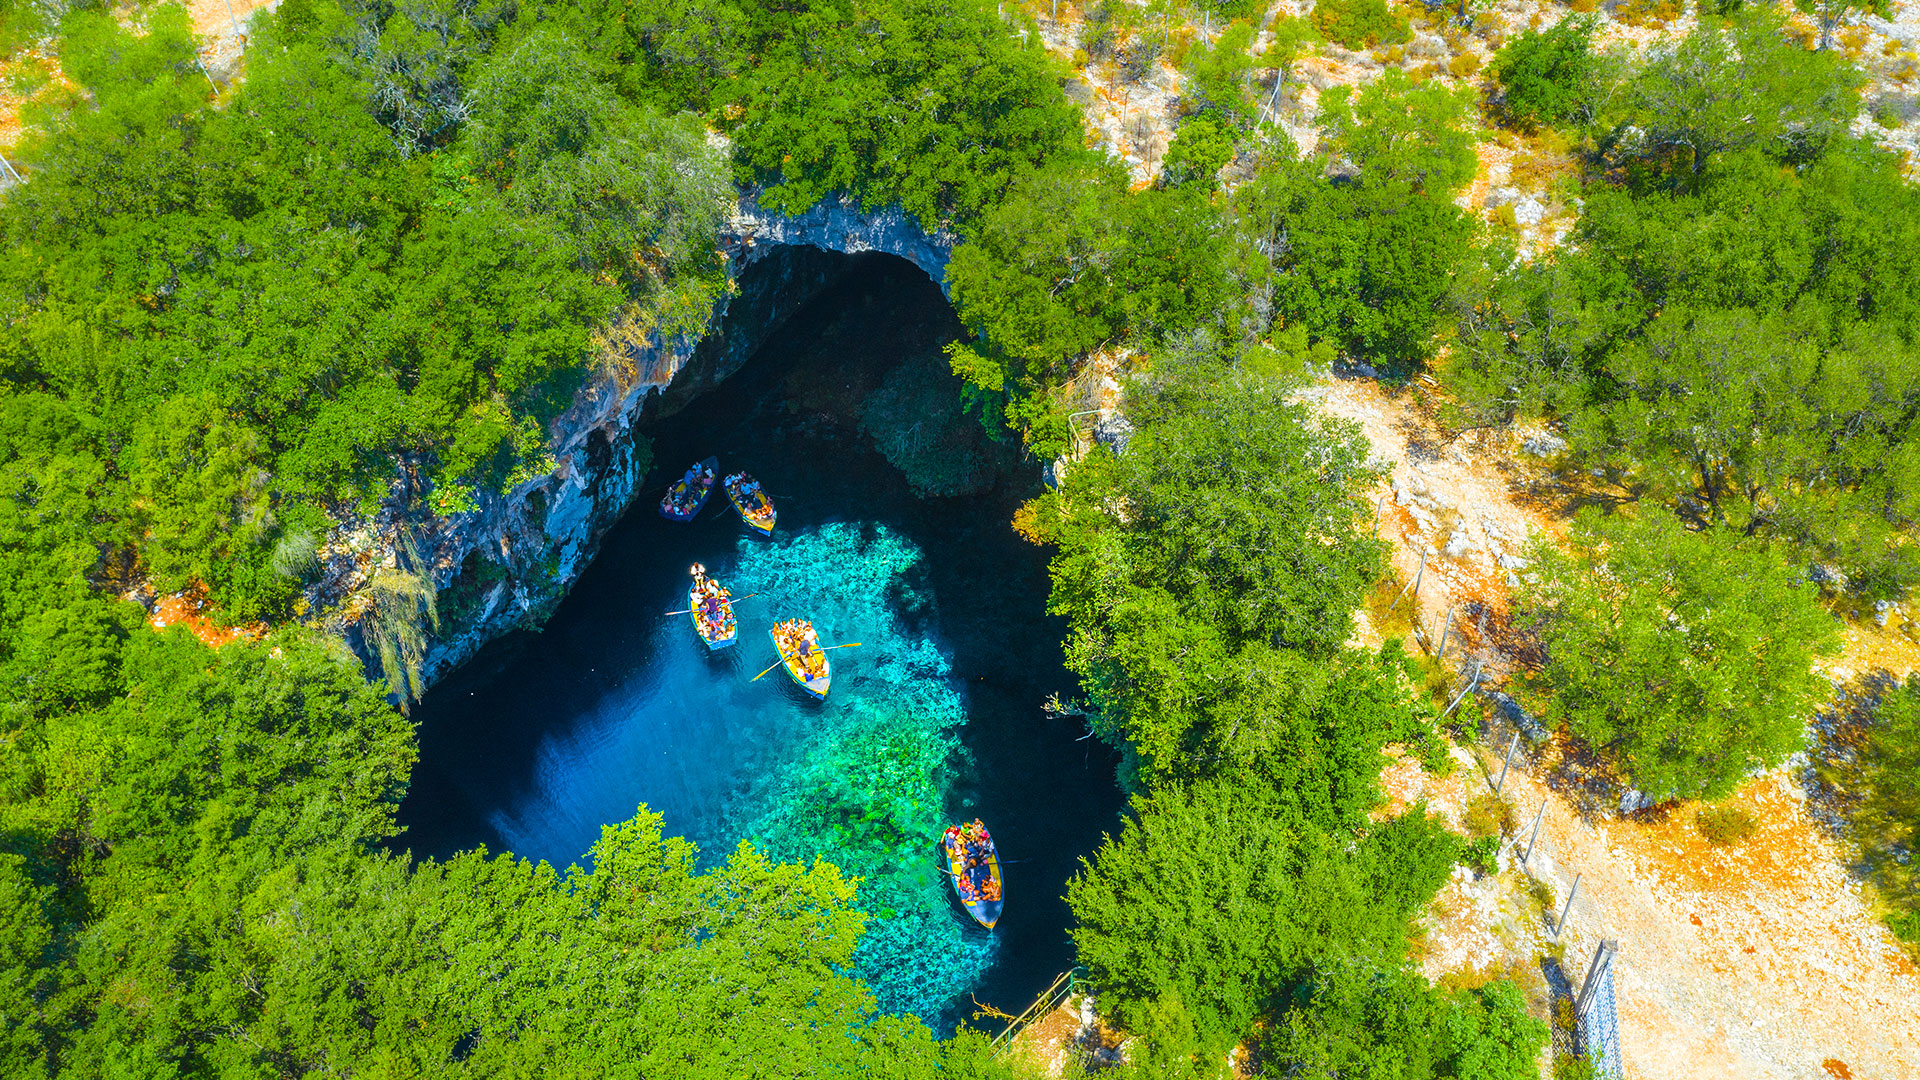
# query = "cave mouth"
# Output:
<box><xmin>394</xmin><ymin>250</ymin><xmax>1125</xmax><ymax>1030</ymax></box>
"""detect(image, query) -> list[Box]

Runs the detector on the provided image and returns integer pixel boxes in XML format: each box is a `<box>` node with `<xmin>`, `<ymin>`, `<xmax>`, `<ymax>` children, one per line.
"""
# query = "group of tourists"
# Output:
<box><xmin>726</xmin><ymin>472</ymin><xmax>769</xmax><ymax>514</ymax></box>
<box><xmin>772</xmin><ymin>618</ymin><xmax>825</xmax><ymax>680</ymax></box>
<box><xmin>689</xmin><ymin>563</ymin><xmax>735</xmax><ymax>641</ymax></box>
<box><xmin>944</xmin><ymin>819</ymin><xmax>1000</xmax><ymax>904</ymax></box>
<box><xmin>664</xmin><ymin>461</ymin><xmax>715</xmax><ymax>516</ymax></box>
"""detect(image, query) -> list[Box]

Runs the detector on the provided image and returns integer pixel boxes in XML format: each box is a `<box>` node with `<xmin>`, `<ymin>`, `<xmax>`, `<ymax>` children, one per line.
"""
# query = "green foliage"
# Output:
<box><xmin>1162</xmin><ymin>116</ymin><xmax>1238</xmax><ymax>189</ymax></box>
<box><xmin>1792</xmin><ymin>0</ymin><xmax>1891</xmax><ymax>52</ymax></box>
<box><xmin>945</xmin><ymin>164</ymin><xmax>1243</xmax><ymax>445</ymax></box>
<box><xmin>1310</xmin><ymin>0</ymin><xmax>1407</xmax><ymax>49</ymax></box>
<box><xmin>1448</xmin><ymin>124</ymin><xmax>1920</xmax><ymax>592</ymax></box>
<box><xmin>1491</xmin><ymin>16</ymin><xmax>1604</xmax><ymax>128</ymax></box>
<box><xmin>0</xmin><ymin>3</ymin><xmax>734</xmax><ymax>619</ymax></box>
<box><xmin>1269</xmin><ymin>962</ymin><xmax>1548</xmax><ymax>1080</ymax></box>
<box><xmin>1235</xmin><ymin>72</ymin><xmax>1479</xmax><ymax>369</ymax></box>
<box><xmin>1855</xmin><ymin>678</ymin><xmax>1920</xmax><ymax>943</ymax></box>
<box><xmin>1035</xmin><ymin>353</ymin><xmax>1385</xmax><ymax>688</ymax></box>
<box><xmin>1513</xmin><ymin>511</ymin><xmax>1840</xmax><ymax>800</ymax></box>
<box><xmin>1067</xmin><ymin>779</ymin><xmax>1420</xmax><ymax>1064</ymax></box>
<box><xmin>1182</xmin><ymin>21</ymin><xmax>1260</xmax><ymax>127</ymax></box>
<box><xmin>716</xmin><ymin>0</ymin><xmax>1083</xmax><ymax>230</ymax></box>
<box><xmin>1318</xmin><ymin>70</ymin><xmax>1479</xmax><ymax>197</ymax></box>
<box><xmin>1610</xmin><ymin>11</ymin><xmax>1863</xmax><ymax>180</ymax></box>
<box><xmin>464</xmin><ymin>25</ymin><xmax>732</xmax><ymax>303</ymax></box>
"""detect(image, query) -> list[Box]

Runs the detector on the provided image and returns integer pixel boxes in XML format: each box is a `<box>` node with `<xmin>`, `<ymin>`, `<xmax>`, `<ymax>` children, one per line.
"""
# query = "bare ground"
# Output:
<box><xmin>1324</xmin><ymin>375</ymin><xmax>1920</xmax><ymax>1080</ymax></box>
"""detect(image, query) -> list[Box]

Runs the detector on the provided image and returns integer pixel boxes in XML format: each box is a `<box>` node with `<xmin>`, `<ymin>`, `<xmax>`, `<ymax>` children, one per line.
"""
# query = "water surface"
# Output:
<box><xmin>397</xmin><ymin>255</ymin><xmax>1125</xmax><ymax>1026</ymax></box>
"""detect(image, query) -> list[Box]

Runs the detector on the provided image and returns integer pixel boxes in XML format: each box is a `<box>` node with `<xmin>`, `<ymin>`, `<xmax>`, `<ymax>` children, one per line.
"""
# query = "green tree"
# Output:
<box><xmin>1309</xmin><ymin>0</ymin><xmax>1406</xmax><ymax>49</ymax></box>
<box><xmin>720</xmin><ymin>0</ymin><xmax>1082</xmax><ymax>230</ymax></box>
<box><xmin>1514</xmin><ymin>511</ymin><xmax>1840</xmax><ymax>800</ymax></box>
<box><xmin>1613</xmin><ymin>11</ymin><xmax>1863</xmax><ymax>180</ymax></box>
<box><xmin>1161</xmin><ymin>116</ymin><xmax>1238</xmax><ymax>189</ymax></box>
<box><xmin>1270</xmin><ymin>962</ymin><xmax>1547</xmax><ymax>1080</ymax></box>
<box><xmin>1490</xmin><ymin>16</ymin><xmax>1605</xmax><ymax>128</ymax></box>
<box><xmin>1068</xmin><ymin>780</ymin><xmax>1413</xmax><ymax>1065</ymax></box>
<box><xmin>1855</xmin><ymin>678</ymin><xmax>1920</xmax><ymax>942</ymax></box>
<box><xmin>1181</xmin><ymin>20</ymin><xmax>1259</xmax><ymax>126</ymax></box>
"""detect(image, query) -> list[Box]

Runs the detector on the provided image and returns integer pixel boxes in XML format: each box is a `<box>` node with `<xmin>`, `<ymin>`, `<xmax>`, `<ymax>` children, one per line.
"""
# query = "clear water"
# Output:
<box><xmin>396</xmin><ymin>254</ymin><xmax>1125</xmax><ymax>1027</ymax></box>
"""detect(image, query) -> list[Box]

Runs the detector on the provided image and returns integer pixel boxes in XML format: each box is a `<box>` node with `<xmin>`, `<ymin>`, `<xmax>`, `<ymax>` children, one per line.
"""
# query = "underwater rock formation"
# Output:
<box><xmin>318</xmin><ymin>195</ymin><xmax>955</xmax><ymax>690</ymax></box>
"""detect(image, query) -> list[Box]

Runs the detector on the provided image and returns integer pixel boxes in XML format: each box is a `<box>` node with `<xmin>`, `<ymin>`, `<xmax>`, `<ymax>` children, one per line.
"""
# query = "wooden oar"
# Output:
<box><xmin>663</xmin><ymin>592</ymin><xmax>758</xmax><ymax>616</ymax></box>
<box><xmin>750</xmin><ymin>642</ymin><xmax>863</xmax><ymax>682</ymax></box>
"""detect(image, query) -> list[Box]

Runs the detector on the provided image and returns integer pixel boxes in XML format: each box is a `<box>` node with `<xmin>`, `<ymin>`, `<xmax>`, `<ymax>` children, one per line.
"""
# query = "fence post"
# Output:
<box><xmin>1493</xmin><ymin>732</ymin><xmax>1519</xmax><ymax>795</ymax></box>
<box><xmin>1575</xmin><ymin>940</ymin><xmax>1617</xmax><ymax>1019</ymax></box>
<box><xmin>1389</xmin><ymin>552</ymin><xmax>1426</xmax><ymax>613</ymax></box>
<box><xmin>0</xmin><ymin>151</ymin><xmax>20</xmax><ymax>185</ymax></box>
<box><xmin>1553</xmin><ymin>873</ymin><xmax>1581</xmax><ymax>938</ymax></box>
<box><xmin>1436</xmin><ymin>605</ymin><xmax>1456</xmax><ymax>660</ymax></box>
<box><xmin>1439</xmin><ymin>661</ymin><xmax>1482</xmax><ymax>721</ymax></box>
<box><xmin>1522</xmin><ymin>802</ymin><xmax>1546</xmax><ymax>866</ymax></box>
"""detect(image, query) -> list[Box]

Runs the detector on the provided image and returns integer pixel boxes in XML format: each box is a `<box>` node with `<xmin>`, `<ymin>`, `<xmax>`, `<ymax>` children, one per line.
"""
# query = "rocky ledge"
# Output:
<box><xmin>312</xmin><ymin>194</ymin><xmax>954</xmax><ymax>692</ymax></box>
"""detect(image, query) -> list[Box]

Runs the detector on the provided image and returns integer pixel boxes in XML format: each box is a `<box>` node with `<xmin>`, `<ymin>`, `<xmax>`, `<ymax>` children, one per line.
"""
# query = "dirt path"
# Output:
<box><xmin>1322</xmin><ymin>375</ymin><xmax>1920</xmax><ymax>1080</ymax></box>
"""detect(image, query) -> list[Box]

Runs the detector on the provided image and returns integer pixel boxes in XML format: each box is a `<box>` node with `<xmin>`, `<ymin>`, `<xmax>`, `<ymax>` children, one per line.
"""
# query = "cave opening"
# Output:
<box><xmin>395</xmin><ymin>249</ymin><xmax>1125</xmax><ymax>1029</ymax></box>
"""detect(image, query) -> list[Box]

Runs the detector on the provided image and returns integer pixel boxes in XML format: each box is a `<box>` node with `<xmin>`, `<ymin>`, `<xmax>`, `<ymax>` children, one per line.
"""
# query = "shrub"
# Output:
<box><xmin>1856</xmin><ymin>678</ymin><xmax>1920</xmax><ymax>943</ymax></box>
<box><xmin>1695</xmin><ymin>804</ymin><xmax>1759</xmax><ymax>846</ymax></box>
<box><xmin>1161</xmin><ymin>116</ymin><xmax>1238</xmax><ymax>189</ymax></box>
<box><xmin>1464</xmin><ymin>792</ymin><xmax>1515</xmax><ymax>838</ymax></box>
<box><xmin>1513</xmin><ymin>511</ymin><xmax>1841</xmax><ymax>801</ymax></box>
<box><xmin>1311</xmin><ymin>0</ymin><xmax>1407</xmax><ymax>49</ymax></box>
<box><xmin>1449</xmin><ymin>50</ymin><xmax>1483</xmax><ymax>78</ymax></box>
<box><xmin>1464</xmin><ymin>834</ymin><xmax>1502</xmax><ymax>875</ymax></box>
<box><xmin>1490</xmin><ymin>15</ymin><xmax>1599</xmax><ymax>127</ymax></box>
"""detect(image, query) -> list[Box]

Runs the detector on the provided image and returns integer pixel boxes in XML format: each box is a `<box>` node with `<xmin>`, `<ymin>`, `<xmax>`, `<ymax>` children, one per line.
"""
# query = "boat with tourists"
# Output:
<box><xmin>769</xmin><ymin>618</ymin><xmax>831</xmax><ymax>699</ymax></box>
<box><xmin>688</xmin><ymin>564</ymin><xmax>737</xmax><ymax>650</ymax></box>
<box><xmin>659</xmin><ymin>456</ymin><xmax>719</xmax><ymax>521</ymax></box>
<box><xmin>942</xmin><ymin>819</ymin><xmax>1003</xmax><ymax>930</ymax></box>
<box><xmin>723</xmin><ymin>471</ymin><xmax>777</xmax><ymax>537</ymax></box>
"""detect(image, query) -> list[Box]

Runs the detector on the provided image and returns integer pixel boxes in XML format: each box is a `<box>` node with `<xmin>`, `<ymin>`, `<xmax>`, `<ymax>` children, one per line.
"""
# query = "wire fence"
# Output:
<box><xmin>1577</xmin><ymin>951</ymin><xmax>1625</xmax><ymax>1079</ymax></box>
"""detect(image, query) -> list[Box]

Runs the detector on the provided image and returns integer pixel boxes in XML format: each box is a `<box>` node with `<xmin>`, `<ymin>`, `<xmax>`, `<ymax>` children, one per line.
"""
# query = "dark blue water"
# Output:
<box><xmin>396</xmin><ymin>255</ymin><xmax>1125</xmax><ymax>1028</ymax></box>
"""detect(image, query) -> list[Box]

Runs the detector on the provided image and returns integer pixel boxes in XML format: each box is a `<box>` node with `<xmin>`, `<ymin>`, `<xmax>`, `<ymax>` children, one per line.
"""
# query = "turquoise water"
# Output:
<box><xmin>475</xmin><ymin>523</ymin><xmax>992</xmax><ymax>1014</ymax></box>
<box><xmin>398</xmin><ymin>254</ymin><xmax>1123</xmax><ymax>1027</ymax></box>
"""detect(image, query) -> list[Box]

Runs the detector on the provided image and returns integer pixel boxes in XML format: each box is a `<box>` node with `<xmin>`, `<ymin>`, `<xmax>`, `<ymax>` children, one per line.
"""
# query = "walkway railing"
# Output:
<box><xmin>988</xmin><ymin>967</ymin><xmax>1086</xmax><ymax>1053</ymax></box>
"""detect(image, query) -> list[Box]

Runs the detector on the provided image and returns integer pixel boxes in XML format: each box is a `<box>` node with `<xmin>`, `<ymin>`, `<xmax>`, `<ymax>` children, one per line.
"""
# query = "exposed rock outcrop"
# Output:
<box><xmin>315</xmin><ymin>194</ymin><xmax>954</xmax><ymax>690</ymax></box>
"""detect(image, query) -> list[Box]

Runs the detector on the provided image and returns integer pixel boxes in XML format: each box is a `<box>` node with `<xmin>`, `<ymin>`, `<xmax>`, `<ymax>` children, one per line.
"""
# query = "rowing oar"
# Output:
<box><xmin>662</xmin><ymin>592</ymin><xmax>759</xmax><ymax>616</ymax></box>
<box><xmin>749</xmin><ymin>642</ymin><xmax>863</xmax><ymax>682</ymax></box>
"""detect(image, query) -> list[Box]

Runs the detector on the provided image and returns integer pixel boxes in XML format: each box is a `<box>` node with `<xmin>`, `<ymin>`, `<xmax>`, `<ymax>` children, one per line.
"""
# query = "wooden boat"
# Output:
<box><xmin>688</xmin><ymin>565</ymin><xmax>737</xmax><ymax>650</ymax></box>
<box><xmin>723</xmin><ymin>472</ymin><xmax>776</xmax><ymax>537</ymax></box>
<box><xmin>659</xmin><ymin>456</ymin><xmax>719</xmax><ymax>522</ymax></box>
<box><xmin>942</xmin><ymin>821</ymin><xmax>1003</xmax><ymax>930</ymax></box>
<box><xmin>769</xmin><ymin>619</ymin><xmax>830</xmax><ymax>699</ymax></box>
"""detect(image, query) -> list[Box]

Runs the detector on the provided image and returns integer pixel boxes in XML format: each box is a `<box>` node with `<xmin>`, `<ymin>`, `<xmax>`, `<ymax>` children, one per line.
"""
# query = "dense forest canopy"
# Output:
<box><xmin>2</xmin><ymin>0</ymin><xmax>1919</xmax><ymax>1074</ymax></box>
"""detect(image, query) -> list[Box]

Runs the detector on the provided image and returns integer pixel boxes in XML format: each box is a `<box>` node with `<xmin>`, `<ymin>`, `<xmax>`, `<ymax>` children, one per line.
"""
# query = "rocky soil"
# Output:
<box><xmin>1326</xmin><ymin>374</ymin><xmax>1920</xmax><ymax>1080</ymax></box>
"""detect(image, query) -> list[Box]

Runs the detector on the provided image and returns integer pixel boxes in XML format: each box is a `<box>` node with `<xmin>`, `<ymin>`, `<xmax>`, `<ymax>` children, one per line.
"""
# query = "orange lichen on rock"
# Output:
<box><xmin>149</xmin><ymin>592</ymin><xmax>266</xmax><ymax>649</ymax></box>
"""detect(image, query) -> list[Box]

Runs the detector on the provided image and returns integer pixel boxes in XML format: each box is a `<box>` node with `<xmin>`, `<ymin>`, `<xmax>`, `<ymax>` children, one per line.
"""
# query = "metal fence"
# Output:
<box><xmin>1576</xmin><ymin>941</ymin><xmax>1624</xmax><ymax>1079</ymax></box>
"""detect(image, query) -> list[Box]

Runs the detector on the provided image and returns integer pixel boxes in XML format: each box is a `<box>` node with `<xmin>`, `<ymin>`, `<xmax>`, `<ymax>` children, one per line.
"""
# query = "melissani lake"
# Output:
<box><xmin>394</xmin><ymin>253</ymin><xmax>1126</xmax><ymax>1028</ymax></box>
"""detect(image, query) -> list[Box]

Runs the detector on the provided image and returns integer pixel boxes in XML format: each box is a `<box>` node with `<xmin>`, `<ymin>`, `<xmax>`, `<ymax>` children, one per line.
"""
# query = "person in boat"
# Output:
<box><xmin>981</xmin><ymin>876</ymin><xmax>1001</xmax><ymax>903</ymax></box>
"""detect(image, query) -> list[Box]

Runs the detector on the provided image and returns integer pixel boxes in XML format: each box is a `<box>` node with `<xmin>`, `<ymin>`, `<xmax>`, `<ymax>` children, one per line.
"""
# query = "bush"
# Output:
<box><xmin>1464</xmin><ymin>792</ymin><xmax>1515</xmax><ymax>839</ymax></box>
<box><xmin>1695</xmin><ymin>804</ymin><xmax>1759</xmax><ymax>846</ymax></box>
<box><xmin>1856</xmin><ymin>678</ymin><xmax>1920</xmax><ymax>943</ymax></box>
<box><xmin>1161</xmin><ymin>116</ymin><xmax>1238</xmax><ymax>189</ymax></box>
<box><xmin>1311</xmin><ymin>0</ymin><xmax>1407</xmax><ymax>49</ymax></box>
<box><xmin>1490</xmin><ymin>15</ymin><xmax>1600</xmax><ymax>127</ymax></box>
<box><xmin>1464</xmin><ymin>834</ymin><xmax>1502</xmax><ymax>875</ymax></box>
<box><xmin>1449</xmin><ymin>50</ymin><xmax>1484</xmax><ymax>79</ymax></box>
<box><xmin>1513</xmin><ymin>511</ymin><xmax>1841</xmax><ymax>801</ymax></box>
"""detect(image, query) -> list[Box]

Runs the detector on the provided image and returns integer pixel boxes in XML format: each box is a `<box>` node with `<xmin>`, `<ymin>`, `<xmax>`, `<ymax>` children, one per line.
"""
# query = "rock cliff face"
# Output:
<box><xmin>319</xmin><ymin>196</ymin><xmax>953</xmax><ymax>690</ymax></box>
